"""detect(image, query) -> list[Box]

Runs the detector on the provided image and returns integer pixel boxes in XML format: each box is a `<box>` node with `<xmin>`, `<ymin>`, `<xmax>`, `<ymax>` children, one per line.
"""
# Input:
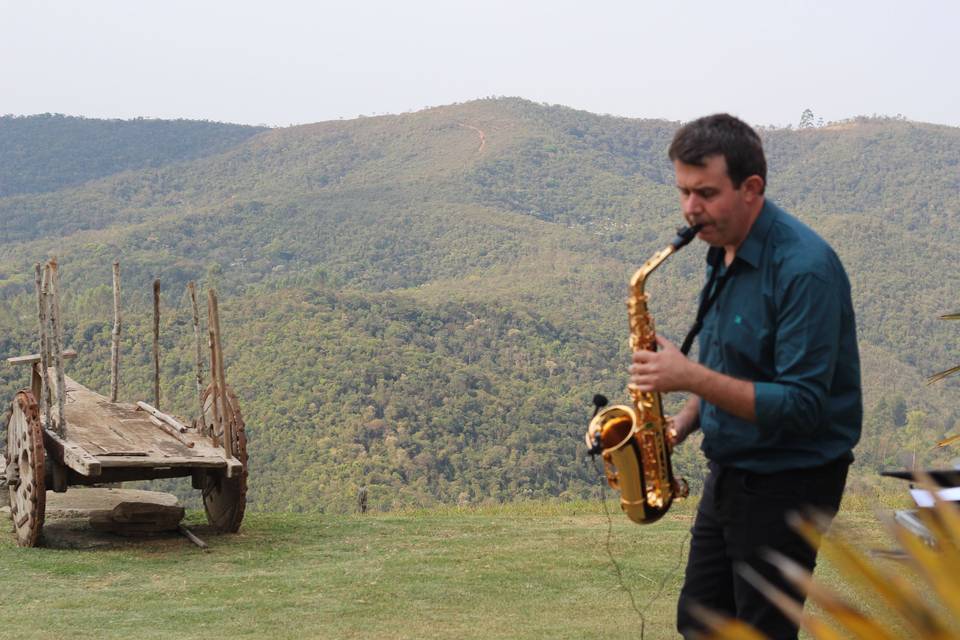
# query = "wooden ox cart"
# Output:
<box><xmin>3</xmin><ymin>261</ymin><xmax>247</xmax><ymax>546</ymax></box>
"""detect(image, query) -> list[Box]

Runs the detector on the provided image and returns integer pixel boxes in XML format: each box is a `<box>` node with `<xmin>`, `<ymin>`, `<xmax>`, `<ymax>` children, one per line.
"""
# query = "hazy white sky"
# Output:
<box><xmin>2</xmin><ymin>0</ymin><xmax>958</xmax><ymax>128</ymax></box>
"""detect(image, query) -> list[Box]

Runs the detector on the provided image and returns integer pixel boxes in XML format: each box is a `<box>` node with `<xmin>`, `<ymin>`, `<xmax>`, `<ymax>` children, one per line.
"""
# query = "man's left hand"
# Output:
<box><xmin>629</xmin><ymin>334</ymin><xmax>693</xmax><ymax>393</ymax></box>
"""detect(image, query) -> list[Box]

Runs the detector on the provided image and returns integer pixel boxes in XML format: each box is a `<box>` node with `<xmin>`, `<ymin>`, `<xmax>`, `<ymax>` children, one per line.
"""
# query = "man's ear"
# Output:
<box><xmin>741</xmin><ymin>174</ymin><xmax>765</xmax><ymax>201</ymax></box>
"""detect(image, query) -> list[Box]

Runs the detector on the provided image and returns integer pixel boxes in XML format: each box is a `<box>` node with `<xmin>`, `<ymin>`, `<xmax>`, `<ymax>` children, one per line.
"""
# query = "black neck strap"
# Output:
<box><xmin>680</xmin><ymin>248</ymin><xmax>734</xmax><ymax>356</ymax></box>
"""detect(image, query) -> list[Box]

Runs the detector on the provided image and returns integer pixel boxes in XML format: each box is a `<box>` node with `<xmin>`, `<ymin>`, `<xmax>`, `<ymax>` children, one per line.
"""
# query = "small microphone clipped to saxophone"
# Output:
<box><xmin>586</xmin><ymin>224</ymin><xmax>702</xmax><ymax>524</ymax></box>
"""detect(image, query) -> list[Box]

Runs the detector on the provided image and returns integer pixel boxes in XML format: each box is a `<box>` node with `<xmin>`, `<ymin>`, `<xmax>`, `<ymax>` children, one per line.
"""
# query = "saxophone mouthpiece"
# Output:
<box><xmin>671</xmin><ymin>224</ymin><xmax>705</xmax><ymax>250</ymax></box>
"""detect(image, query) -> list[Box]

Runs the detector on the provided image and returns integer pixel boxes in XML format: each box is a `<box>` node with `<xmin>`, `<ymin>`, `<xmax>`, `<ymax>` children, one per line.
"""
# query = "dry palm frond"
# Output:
<box><xmin>913</xmin><ymin>472</ymin><xmax>960</xmax><ymax>563</ymax></box>
<box><xmin>686</xmin><ymin>603</ymin><xmax>768</xmax><ymax>640</ymax></box>
<box><xmin>795</xmin><ymin>514</ymin><xmax>948</xmax><ymax>638</ymax></box>
<box><xmin>700</xmin><ymin>483</ymin><xmax>960</xmax><ymax>640</ymax></box>
<box><xmin>759</xmin><ymin>550</ymin><xmax>898</xmax><ymax>640</ymax></box>
<box><xmin>890</xmin><ymin>519</ymin><xmax>960</xmax><ymax>616</ymax></box>
<box><xmin>935</xmin><ymin>433</ymin><xmax>960</xmax><ymax>448</ymax></box>
<box><xmin>928</xmin><ymin>365</ymin><xmax>960</xmax><ymax>384</ymax></box>
<box><xmin>736</xmin><ymin>561</ymin><xmax>850</xmax><ymax>640</ymax></box>
<box><xmin>928</xmin><ymin>314</ymin><xmax>960</xmax><ymax>383</ymax></box>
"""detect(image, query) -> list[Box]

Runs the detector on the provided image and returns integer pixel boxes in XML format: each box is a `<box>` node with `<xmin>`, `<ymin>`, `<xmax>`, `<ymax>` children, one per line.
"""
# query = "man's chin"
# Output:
<box><xmin>697</xmin><ymin>228</ymin><xmax>722</xmax><ymax>245</ymax></box>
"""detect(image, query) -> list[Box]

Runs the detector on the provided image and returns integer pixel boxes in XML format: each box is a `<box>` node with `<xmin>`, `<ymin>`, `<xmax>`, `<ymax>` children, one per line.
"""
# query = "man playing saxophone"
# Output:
<box><xmin>628</xmin><ymin>114</ymin><xmax>861</xmax><ymax>640</ymax></box>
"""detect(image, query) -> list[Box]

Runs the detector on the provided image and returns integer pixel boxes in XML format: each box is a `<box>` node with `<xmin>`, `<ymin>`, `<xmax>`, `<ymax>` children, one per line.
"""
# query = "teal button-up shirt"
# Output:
<box><xmin>697</xmin><ymin>200</ymin><xmax>862</xmax><ymax>472</ymax></box>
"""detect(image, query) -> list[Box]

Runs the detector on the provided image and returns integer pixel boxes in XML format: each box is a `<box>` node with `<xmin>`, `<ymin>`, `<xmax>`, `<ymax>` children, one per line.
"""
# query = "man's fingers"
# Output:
<box><xmin>628</xmin><ymin>377</ymin><xmax>655</xmax><ymax>392</ymax></box>
<box><xmin>665</xmin><ymin>424</ymin><xmax>679</xmax><ymax>447</ymax></box>
<box><xmin>629</xmin><ymin>361</ymin><xmax>659</xmax><ymax>375</ymax></box>
<box><xmin>655</xmin><ymin>334</ymin><xmax>677</xmax><ymax>351</ymax></box>
<box><xmin>632</xmin><ymin>349</ymin><xmax>656</xmax><ymax>363</ymax></box>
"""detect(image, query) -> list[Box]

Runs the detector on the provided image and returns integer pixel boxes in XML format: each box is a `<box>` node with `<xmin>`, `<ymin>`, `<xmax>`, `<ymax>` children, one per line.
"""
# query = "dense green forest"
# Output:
<box><xmin>0</xmin><ymin>99</ymin><xmax>958</xmax><ymax>511</ymax></box>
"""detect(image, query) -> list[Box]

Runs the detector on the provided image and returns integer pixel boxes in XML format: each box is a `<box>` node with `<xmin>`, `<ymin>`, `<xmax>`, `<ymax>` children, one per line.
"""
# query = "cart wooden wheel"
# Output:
<box><xmin>200</xmin><ymin>384</ymin><xmax>247</xmax><ymax>533</ymax></box>
<box><xmin>5</xmin><ymin>391</ymin><xmax>46</xmax><ymax>547</ymax></box>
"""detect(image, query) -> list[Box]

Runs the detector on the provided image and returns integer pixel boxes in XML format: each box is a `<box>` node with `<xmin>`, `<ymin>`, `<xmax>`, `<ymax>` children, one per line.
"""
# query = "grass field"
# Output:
<box><xmin>0</xmin><ymin>494</ymin><xmax>918</xmax><ymax>640</ymax></box>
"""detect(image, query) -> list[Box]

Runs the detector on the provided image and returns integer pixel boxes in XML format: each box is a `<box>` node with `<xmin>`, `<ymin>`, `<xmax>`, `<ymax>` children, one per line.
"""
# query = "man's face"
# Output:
<box><xmin>674</xmin><ymin>155</ymin><xmax>756</xmax><ymax>248</ymax></box>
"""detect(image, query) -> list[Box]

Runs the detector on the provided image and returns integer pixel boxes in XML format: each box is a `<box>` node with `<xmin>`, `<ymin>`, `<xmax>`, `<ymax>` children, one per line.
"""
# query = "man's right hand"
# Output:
<box><xmin>666</xmin><ymin>416</ymin><xmax>690</xmax><ymax>448</ymax></box>
<box><xmin>667</xmin><ymin>397</ymin><xmax>701</xmax><ymax>448</ymax></box>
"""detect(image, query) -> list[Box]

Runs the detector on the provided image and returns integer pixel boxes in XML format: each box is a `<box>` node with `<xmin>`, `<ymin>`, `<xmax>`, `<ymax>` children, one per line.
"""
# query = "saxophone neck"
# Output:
<box><xmin>628</xmin><ymin>225</ymin><xmax>703</xmax><ymax>295</ymax></box>
<box><xmin>629</xmin><ymin>246</ymin><xmax>675</xmax><ymax>295</ymax></box>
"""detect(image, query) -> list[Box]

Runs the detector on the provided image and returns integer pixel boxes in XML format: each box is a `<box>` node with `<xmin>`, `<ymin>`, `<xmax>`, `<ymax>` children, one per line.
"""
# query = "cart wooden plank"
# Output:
<box><xmin>45</xmin><ymin>371</ymin><xmax>232</xmax><ymax>477</ymax></box>
<box><xmin>42</xmin><ymin>428</ymin><xmax>101</xmax><ymax>476</ymax></box>
<box><xmin>96</xmin><ymin>456</ymin><xmax>226</xmax><ymax>468</ymax></box>
<box><xmin>6</xmin><ymin>349</ymin><xmax>77</xmax><ymax>366</ymax></box>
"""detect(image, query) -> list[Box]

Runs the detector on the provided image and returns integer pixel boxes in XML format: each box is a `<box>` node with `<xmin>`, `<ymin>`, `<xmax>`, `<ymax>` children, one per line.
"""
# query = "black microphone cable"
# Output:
<box><xmin>586</xmin><ymin>396</ymin><xmax>692</xmax><ymax>639</ymax></box>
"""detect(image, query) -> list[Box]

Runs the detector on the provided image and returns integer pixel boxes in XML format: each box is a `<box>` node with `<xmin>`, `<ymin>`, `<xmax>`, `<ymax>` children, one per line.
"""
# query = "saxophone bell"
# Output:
<box><xmin>587</xmin><ymin>404</ymin><xmax>664</xmax><ymax>523</ymax></box>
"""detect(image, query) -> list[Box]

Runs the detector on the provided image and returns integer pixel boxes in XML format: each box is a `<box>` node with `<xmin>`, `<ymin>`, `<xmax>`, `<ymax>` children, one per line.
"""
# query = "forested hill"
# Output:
<box><xmin>0</xmin><ymin>114</ymin><xmax>266</xmax><ymax>197</ymax></box>
<box><xmin>0</xmin><ymin>98</ymin><xmax>958</xmax><ymax>511</ymax></box>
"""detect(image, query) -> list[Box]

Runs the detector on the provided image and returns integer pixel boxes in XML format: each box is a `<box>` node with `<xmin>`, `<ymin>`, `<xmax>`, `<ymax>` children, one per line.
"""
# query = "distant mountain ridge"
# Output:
<box><xmin>0</xmin><ymin>113</ymin><xmax>267</xmax><ymax>197</ymax></box>
<box><xmin>0</xmin><ymin>98</ymin><xmax>957</xmax><ymax>510</ymax></box>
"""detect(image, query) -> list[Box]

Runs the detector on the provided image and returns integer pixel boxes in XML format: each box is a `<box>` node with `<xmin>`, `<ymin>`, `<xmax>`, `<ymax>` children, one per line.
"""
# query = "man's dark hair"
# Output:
<box><xmin>668</xmin><ymin>114</ymin><xmax>766</xmax><ymax>193</ymax></box>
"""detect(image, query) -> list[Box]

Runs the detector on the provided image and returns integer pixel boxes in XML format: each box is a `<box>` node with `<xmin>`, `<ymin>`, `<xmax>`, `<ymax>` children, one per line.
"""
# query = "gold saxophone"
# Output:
<box><xmin>585</xmin><ymin>225</ymin><xmax>701</xmax><ymax>524</ymax></box>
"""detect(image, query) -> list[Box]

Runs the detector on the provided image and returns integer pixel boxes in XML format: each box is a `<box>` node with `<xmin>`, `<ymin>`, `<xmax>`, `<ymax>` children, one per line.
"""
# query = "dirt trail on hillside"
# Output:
<box><xmin>458</xmin><ymin>123</ymin><xmax>486</xmax><ymax>153</ymax></box>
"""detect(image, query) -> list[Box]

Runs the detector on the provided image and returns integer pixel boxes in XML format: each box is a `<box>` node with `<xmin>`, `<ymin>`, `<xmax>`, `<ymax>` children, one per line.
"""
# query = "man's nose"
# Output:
<box><xmin>682</xmin><ymin>193</ymin><xmax>703</xmax><ymax>214</ymax></box>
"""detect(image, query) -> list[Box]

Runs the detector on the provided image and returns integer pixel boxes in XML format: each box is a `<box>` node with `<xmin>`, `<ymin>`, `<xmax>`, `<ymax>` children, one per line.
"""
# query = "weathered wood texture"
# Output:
<box><xmin>7</xmin><ymin>349</ymin><xmax>77</xmax><ymax>366</ymax></box>
<box><xmin>0</xmin><ymin>458</ymin><xmax>8</xmax><ymax>508</ymax></box>
<box><xmin>152</xmin><ymin>278</ymin><xmax>161</xmax><ymax>409</ymax></box>
<box><xmin>110</xmin><ymin>261</ymin><xmax>121</xmax><ymax>402</ymax></box>
<box><xmin>33</xmin><ymin>263</ymin><xmax>50</xmax><ymax>425</ymax></box>
<box><xmin>188</xmin><ymin>281</ymin><xmax>205</xmax><ymax>429</ymax></box>
<box><xmin>47</xmin><ymin>488</ymin><xmax>185</xmax><ymax>535</ymax></box>
<box><xmin>208</xmin><ymin>290</ymin><xmax>234</xmax><ymax>459</ymax></box>
<box><xmin>136</xmin><ymin>402</ymin><xmax>194</xmax><ymax>448</ymax></box>
<box><xmin>48</xmin><ymin>260</ymin><xmax>68</xmax><ymax>436</ymax></box>
<box><xmin>136</xmin><ymin>401</ymin><xmax>188</xmax><ymax>432</ymax></box>
<box><xmin>179</xmin><ymin>524</ymin><xmax>209</xmax><ymax>550</ymax></box>
<box><xmin>90</xmin><ymin>502</ymin><xmax>185</xmax><ymax>534</ymax></box>
<box><xmin>42</xmin><ymin>372</ymin><xmax>231</xmax><ymax>477</ymax></box>
<box><xmin>200</xmin><ymin>382</ymin><xmax>247</xmax><ymax>529</ymax></box>
<box><xmin>42</xmin><ymin>427</ymin><xmax>101</xmax><ymax>476</ymax></box>
<box><xmin>7</xmin><ymin>391</ymin><xmax>46</xmax><ymax>546</ymax></box>
<box><xmin>205</xmin><ymin>292</ymin><xmax>221</xmax><ymax>448</ymax></box>
<box><xmin>146</xmin><ymin>415</ymin><xmax>195</xmax><ymax>448</ymax></box>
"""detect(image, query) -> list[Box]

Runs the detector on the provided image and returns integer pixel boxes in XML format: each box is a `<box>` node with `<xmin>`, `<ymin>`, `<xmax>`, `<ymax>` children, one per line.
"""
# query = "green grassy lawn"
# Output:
<box><xmin>0</xmin><ymin>496</ymin><xmax>915</xmax><ymax>640</ymax></box>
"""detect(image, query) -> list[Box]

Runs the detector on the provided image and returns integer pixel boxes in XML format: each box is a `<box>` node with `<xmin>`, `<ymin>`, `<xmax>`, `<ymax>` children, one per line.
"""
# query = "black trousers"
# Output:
<box><xmin>676</xmin><ymin>456</ymin><xmax>850</xmax><ymax>640</ymax></box>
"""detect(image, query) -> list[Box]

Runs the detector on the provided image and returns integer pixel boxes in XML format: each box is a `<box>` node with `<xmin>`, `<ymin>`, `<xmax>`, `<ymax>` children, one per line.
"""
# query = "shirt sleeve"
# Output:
<box><xmin>753</xmin><ymin>272</ymin><xmax>841</xmax><ymax>433</ymax></box>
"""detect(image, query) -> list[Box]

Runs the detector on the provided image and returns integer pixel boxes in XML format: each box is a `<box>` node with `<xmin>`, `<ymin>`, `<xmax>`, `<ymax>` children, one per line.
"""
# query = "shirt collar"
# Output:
<box><xmin>733</xmin><ymin>199</ymin><xmax>777</xmax><ymax>269</ymax></box>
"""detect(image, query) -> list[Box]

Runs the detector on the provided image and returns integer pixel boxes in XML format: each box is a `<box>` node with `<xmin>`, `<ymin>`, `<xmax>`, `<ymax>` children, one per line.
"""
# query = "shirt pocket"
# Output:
<box><xmin>722</xmin><ymin>312</ymin><xmax>772</xmax><ymax>374</ymax></box>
